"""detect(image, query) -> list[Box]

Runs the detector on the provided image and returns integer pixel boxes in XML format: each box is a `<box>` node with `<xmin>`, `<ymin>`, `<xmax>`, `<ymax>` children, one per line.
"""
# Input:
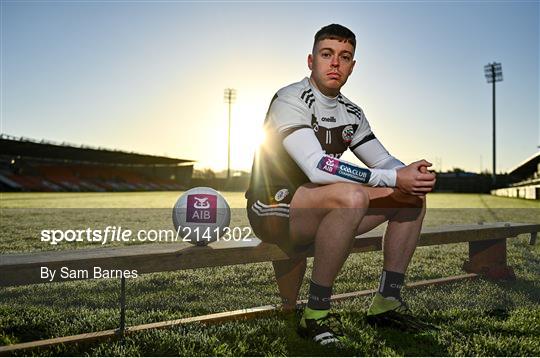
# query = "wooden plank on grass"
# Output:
<box><xmin>0</xmin><ymin>223</ymin><xmax>538</xmax><ymax>287</ymax></box>
<box><xmin>0</xmin><ymin>273</ymin><xmax>478</xmax><ymax>354</ymax></box>
<box><xmin>0</xmin><ymin>329</ymin><xmax>118</xmax><ymax>354</ymax></box>
<box><xmin>328</xmin><ymin>273</ymin><xmax>479</xmax><ymax>302</ymax></box>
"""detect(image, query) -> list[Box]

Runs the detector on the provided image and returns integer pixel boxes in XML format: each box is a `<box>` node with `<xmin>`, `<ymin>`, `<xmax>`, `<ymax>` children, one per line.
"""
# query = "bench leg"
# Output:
<box><xmin>116</xmin><ymin>277</ymin><xmax>127</xmax><ymax>341</ymax></box>
<box><xmin>530</xmin><ymin>232</ymin><xmax>537</xmax><ymax>245</ymax></box>
<box><xmin>463</xmin><ymin>238</ymin><xmax>515</xmax><ymax>280</ymax></box>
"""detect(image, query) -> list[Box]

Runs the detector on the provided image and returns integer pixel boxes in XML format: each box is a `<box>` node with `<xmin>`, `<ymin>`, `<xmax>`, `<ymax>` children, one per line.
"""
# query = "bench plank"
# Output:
<box><xmin>1</xmin><ymin>222</ymin><xmax>538</xmax><ymax>287</ymax></box>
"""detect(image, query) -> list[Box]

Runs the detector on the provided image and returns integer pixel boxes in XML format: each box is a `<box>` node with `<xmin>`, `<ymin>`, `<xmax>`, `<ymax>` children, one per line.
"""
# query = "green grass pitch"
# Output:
<box><xmin>0</xmin><ymin>192</ymin><xmax>539</xmax><ymax>356</ymax></box>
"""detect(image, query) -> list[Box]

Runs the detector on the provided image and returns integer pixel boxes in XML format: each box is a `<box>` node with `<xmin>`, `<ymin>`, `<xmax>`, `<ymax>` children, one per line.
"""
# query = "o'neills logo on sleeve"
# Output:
<box><xmin>186</xmin><ymin>194</ymin><xmax>217</xmax><ymax>223</ymax></box>
<box><xmin>317</xmin><ymin>156</ymin><xmax>371</xmax><ymax>184</ymax></box>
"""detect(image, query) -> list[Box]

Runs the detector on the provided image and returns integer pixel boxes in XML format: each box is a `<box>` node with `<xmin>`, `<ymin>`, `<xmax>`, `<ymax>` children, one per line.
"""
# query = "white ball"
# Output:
<box><xmin>172</xmin><ymin>187</ymin><xmax>231</xmax><ymax>246</ymax></box>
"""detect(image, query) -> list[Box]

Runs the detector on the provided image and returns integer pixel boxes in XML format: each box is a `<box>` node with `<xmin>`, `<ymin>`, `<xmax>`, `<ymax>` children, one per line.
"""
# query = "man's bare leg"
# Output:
<box><xmin>382</xmin><ymin>195</ymin><xmax>426</xmax><ymax>273</ymax></box>
<box><xmin>274</xmin><ymin>186</ymin><xmax>398</xmax><ymax>310</ymax></box>
<box><xmin>358</xmin><ymin>188</ymin><xmax>430</xmax><ymax>327</ymax></box>
<box><xmin>290</xmin><ymin>183</ymin><xmax>369</xmax><ymax>286</ymax></box>
<box><xmin>273</xmin><ymin>186</ymin><xmax>425</xmax><ymax>311</ymax></box>
<box><xmin>358</xmin><ymin>188</ymin><xmax>426</xmax><ymax>273</ymax></box>
<box><xmin>273</xmin><ymin>257</ymin><xmax>306</xmax><ymax>311</ymax></box>
<box><xmin>273</xmin><ymin>183</ymin><xmax>369</xmax><ymax>311</ymax></box>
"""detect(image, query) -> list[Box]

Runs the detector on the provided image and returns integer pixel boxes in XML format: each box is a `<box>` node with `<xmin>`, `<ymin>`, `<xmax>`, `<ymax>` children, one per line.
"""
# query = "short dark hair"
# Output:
<box><xmin>313</xmin><ymin>24</ymin><xmax>356</xmax><ymax>53</ymax></box>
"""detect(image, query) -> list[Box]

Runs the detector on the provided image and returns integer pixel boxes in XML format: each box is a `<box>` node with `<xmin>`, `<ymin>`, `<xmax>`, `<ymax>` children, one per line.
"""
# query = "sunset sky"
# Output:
<box><xmin>1</xmin><ymin>1</ymin><xmax>538</xmax><ymax>173</ymax></box>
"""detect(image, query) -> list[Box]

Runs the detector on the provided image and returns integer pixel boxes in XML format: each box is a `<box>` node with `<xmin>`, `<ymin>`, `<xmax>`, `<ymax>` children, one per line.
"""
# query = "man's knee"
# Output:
<box><xmin>409</xmin><ymin>194</ymin><xmax>426</xmax><ymax>210</ymax></box>
<box><xmin>395</xmin><ymin>194</ymin><xmax>426</xmax><ymax>222</ymax></box>
<box><xmin>331</xmin><ymin>183</ymin><xmax>369</xmax><ymax>209</ymax></box>
<box><xmin>417</xmin><ymin>195</ymin><xmax>427</xmax><ymax>219</ymax></box>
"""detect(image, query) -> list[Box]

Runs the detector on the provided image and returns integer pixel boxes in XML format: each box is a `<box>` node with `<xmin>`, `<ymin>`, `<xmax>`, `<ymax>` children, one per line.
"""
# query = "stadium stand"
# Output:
<box><xmin>491</xmin><ymin>152</ymin><xmax>540</xmax><ymax>200</ymax></box>
<box><xmin>433</xmin><ymin>171</ymin><xmax>496</xmax><ymax>193</ymax></box>
<box><xmin>0</xmin><ymin>134</ymin><xmax>195</xmax><ymax>192</ymax></box>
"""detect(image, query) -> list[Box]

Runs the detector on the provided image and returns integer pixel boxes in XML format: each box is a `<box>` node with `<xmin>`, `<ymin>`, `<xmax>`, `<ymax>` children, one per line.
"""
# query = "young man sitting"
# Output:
<box><xmin>245</xmin><ymin>24</ymin><xmax>436</xmax><ymax>345</ymax></box>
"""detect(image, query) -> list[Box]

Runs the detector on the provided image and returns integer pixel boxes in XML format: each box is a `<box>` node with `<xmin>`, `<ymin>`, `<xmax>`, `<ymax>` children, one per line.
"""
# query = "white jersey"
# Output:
<box><xmin>270</xmin><ymin>77</ymin><xmax>372</xmax><ymax>155</ymax></box>
<box><xmin>246</xmin><ymin>77</ymin><xmax>404</xmax><ymax>201</ymax></box>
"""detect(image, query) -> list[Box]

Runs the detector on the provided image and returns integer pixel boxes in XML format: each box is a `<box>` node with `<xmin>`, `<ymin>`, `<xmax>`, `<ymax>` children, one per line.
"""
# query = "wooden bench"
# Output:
<box><xmin>0</xmin><ymin>222</ymin><xmax>538</xmax><ymax>353</ymax></box>
<box><xmin>1</xmin><ymin>222</ymin><xmax>538</xmax><ymax>287</ymax></box>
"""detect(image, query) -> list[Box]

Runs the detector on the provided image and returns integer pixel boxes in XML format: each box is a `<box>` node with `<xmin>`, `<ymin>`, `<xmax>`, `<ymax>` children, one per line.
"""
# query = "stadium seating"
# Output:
<box><xmin>1</xmin><ymin>161</ymin><xmax>188</xmax><ymax>192</ymax></box>
<box><xmin>0</xmin><ymin>135</ymin><xmax>193</xmax><ymax>192</ymax></box>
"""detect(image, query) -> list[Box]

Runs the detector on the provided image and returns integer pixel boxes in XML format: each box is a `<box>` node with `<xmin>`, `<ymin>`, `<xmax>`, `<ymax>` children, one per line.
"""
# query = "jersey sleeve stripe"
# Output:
<box><xmin>303</xmin><ymin>93</ymin><xmax>315</xmax><ymax>108</ymax></box>
<box><xmin>346</xmin><ymin>109</ymin><xmax>362</xmax><ymax>120</ymax></box>
<box><xmin>301</xmin><ymin>88</ymin><xmax>312</xmax><ymax>100</ymax></box>
<box><xmin>338</xmin><ymin>98</ymin><xmax>362</xmax><ymax>112</ymax></box>
<box><xmin>350</xmin><ymin>133</ymin><xmax>376</xmax><ymax>150</ymax></box>
<box><xmin>338</xmin><ymin>99</ymin><xmax>363</xmax><ymax>120</ymax></box>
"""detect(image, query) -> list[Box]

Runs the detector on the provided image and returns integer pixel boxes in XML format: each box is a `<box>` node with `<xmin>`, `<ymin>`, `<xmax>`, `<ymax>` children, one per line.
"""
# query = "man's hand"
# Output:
<box><xmin>396</xmin><ymin>160</ymin><xmax>436</xmax><ymax>196</ymax></box>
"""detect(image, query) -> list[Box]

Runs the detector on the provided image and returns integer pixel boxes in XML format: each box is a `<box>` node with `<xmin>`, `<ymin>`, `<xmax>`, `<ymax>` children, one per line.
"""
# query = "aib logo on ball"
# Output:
<box><xmin>186</xmin><ymin>194</ymin><xmax>217</xmax><ymax>223</ymax></box>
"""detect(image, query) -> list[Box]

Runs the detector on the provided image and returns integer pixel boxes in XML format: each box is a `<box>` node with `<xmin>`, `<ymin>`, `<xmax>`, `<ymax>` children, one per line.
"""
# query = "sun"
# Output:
<box><xmin>230</xmin><ymin>110</ymin><xmax>266</xmax><ymax>171</ymax></box>
<box><xmin>245</xmin><ymin>126</ymin><xmax>266</xmax><ymax>149</ymax></box>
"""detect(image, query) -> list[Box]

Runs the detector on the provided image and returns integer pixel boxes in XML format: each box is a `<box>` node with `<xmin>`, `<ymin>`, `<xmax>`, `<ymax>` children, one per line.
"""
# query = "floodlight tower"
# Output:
<box><xmin>484</xmin><ymin>62</ymin><xmax>503</xmax><ymax>185</ymax></box>
<box><xmin>224</xmin><ymin>88</ymin><xmax>237</xmax><ymax>180</ymax></box>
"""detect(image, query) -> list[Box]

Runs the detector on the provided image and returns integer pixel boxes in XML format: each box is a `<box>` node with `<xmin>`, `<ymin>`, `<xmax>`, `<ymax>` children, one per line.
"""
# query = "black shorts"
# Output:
<box><xmin>247</xmin><ymin>186</ymin><xmax>295</xmax><ymax>249</ymax></box>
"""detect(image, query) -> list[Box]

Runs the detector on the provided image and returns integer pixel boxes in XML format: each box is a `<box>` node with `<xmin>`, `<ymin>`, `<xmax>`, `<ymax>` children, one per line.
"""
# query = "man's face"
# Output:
<box><xmin>308</xmin><ymin>38</ymin><xmax>356</xmax><ymax>97</ymax></box>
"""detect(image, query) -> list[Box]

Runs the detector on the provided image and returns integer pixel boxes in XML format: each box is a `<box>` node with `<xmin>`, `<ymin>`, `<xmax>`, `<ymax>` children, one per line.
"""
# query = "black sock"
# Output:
<box><xmin>307</xmin><ymin>279</ymin><xmax>332</xmax><ymax>310</ymax></box>
<box><xmin>378</xmin><ymin>269</ymin><xmax>405</xmax><ymax>299</ymax></box>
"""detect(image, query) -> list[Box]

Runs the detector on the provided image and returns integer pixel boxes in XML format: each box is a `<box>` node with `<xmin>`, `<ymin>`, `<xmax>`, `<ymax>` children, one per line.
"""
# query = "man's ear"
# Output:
<box><xmin>349</xmin><ymin>59</ymin><xmax>356</xmax><ymax>75</ymax></box>
<box><xmin>307</xmin><ymin>54</ymin><xmax>313</xmax><ymax>70</ymax></box>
